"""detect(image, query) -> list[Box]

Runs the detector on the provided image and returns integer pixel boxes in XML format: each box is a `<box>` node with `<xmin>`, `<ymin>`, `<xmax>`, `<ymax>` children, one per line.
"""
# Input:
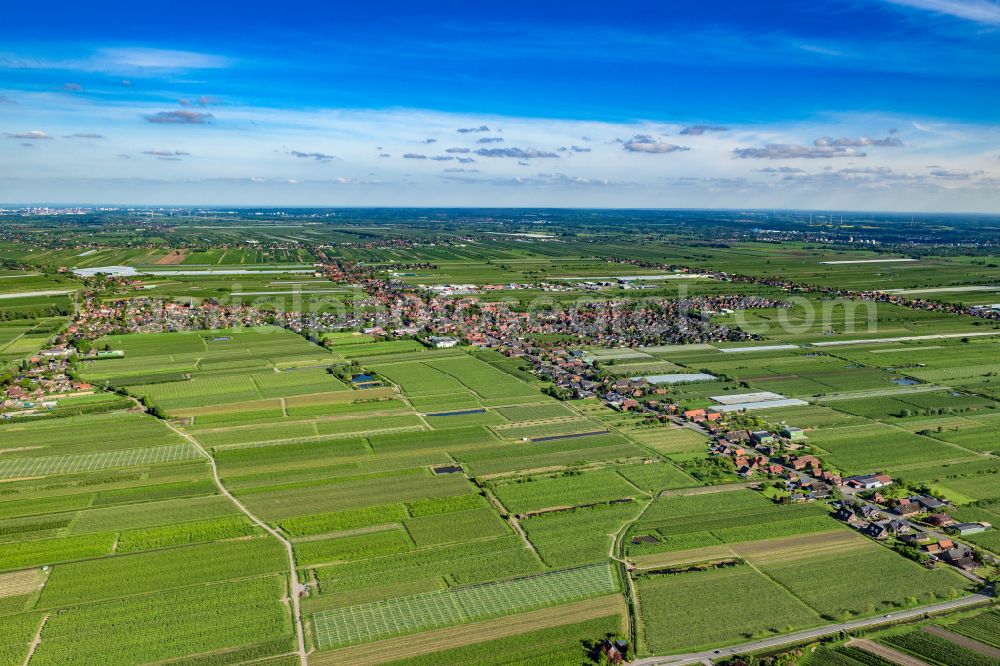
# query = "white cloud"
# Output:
<box><xmin>0</xmin><ymin>95</ymin><xmax>996</xmax><ymax>211</ymax></box>
<box><xmin>84</xmin><ymin>47</ymin><xmax>232</xmax><ymax>73</ymax></box>
<box><xmin>733</xmin><ymin>143</ymin><xmax>867</xmax><ymax>159</ymax></box>
<box><xmin>884</xmin><ymin>0</ymin><xmax>1000</xmax><ymax>25</ymax></box>
<box><xmin>0</xmin><ymin>47</ymin><xmax>232</xmax><ymax>74</ymax></box>
<box><xmin>4</xmin><ymin>130</ymin><xmax>52</xmax><ymax>140</ymax></box>
<box><xmin>621</xmin><ymin>135</ymin><xmax>690</xmax><ymax>154</ymax></box>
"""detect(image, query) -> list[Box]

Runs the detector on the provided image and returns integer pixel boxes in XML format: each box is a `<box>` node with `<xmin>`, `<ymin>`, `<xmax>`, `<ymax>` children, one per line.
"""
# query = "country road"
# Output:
<box><xmin>160</xmin><ymin>416</ymin><xmax>309</xmax><ymax>666</ymax></box>
<box><xmin>631</xmin><ymin>593</ymin><xmax>993</xmax><ymax>666</ymax></box>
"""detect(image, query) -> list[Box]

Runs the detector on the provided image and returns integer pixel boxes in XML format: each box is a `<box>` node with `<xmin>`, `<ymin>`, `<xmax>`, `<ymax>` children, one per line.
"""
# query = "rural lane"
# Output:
<box><xmin>161</xmin><ymin>417</ymin><xmax>310</xmax><ymax>666</ymax></box>
<box><xmin>630</xmin><ymin>593</ymin><xmax>993</xmax><ymax>665</ymax></box>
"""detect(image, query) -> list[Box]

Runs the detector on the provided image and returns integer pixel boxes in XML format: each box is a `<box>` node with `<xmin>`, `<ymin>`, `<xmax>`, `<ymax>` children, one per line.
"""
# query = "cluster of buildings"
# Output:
<box><xmin>833</xmin><ymin>493</ymin><xmax>990</xmax><ymax>571</ymax></box>
<box><xmin>69</xmin><ymin>297</ymin><xmax>276</xmax><ymax>339</ymax></box>
<box><xmin>708</xmin><ymin>426</ymin><xmax>841</xmax><ymax>500</ymax></box>
<box><xmin>603</xmin><ymin>256</ymin><xmax>1000</xmax><ymax>324</ymax></box>
<box><xmin>0</xmin><ymin>342</ymin><xmax>93</xmax><ymax>418</ymax></box>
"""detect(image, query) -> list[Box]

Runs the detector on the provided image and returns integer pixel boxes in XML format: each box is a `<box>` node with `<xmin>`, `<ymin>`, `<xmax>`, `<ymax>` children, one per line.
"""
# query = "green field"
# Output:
<box><xmin>312</xmin><ymin>563</ymin><xmax>617</xmax><ymax>649</ymax></box>
<box><xmin>638</xmin><ymin>565</ymin><xmax>821</xmax><ymax>654</ymax></box>
<box><xmin>2</xmin><ymin>215</ymin><xmax>1000</xmax><ymax>664</ymax></box>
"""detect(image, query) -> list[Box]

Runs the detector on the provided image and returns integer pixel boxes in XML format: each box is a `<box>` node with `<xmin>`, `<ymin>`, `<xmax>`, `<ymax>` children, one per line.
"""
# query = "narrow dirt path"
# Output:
<box><xmin>162</xmin><ymin>418</ymin><xmax>309</xmax><ymax>666</ymax></box>
<box><xmin>608</xmin><ymin>494</ymin><xmax>655</xmax><ymax>653</ymax></box>
<box><xmin>847</xmin><ymin>639</ymin><xmax>931</xmax><ymax>666</ymax></box>
<box><xmin>923</xmin><ymin>625</ymin><xmax>1000</xmax><ymax>659</ymax></box>
<box><xmin>480</xmin><ymin>485</ymin><xmax>541</xmax><ymax>559</ymax></box>
<box><xmin>22</xmin><ymin>614</ymin><xmax>49</xmax><ymax>666</ymax></box>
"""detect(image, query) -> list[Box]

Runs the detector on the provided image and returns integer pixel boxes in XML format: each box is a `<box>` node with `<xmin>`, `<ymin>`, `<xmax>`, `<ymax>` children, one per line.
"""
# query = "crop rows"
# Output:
<box><xmin>760</xmin><ymin>546</ymin><xmax>969</xmax><ymax>620</ymax></box>
<box><xmin>882</xmin><ymin>630</ymin><xmax>998</xmax><ymax>666</ymax></box>
<box><xmin>405</xmin><ymin>508</ymin><xmax>510</xmax><ymax>548</ymax></box>
<box><xmin>0</xmin><ymin>444</ymin><xmax>201</xmax><ymax>479</ymax></box>
<box><xmin>809</xmin><ymin>646</ymin><xmax>895</xmax><ymax>665</ymax></box>
<box><xmin>493</xmin><ymin>469</ymin><xmax>637</xmax><ymax>513</ymax></box>
<box><xmin>947</xmin><ymin>608</ymin><xmax>1000</xmax><ymax>648</ymax></box>
<box><xmin>522</xmin><ymin>501</ymin><xmax>643</xmax><ymax>567</ymax></box>
<box><xmin>295</xmin><ymin>528</ymin><xmax>414</xmax><ymax>565</ymax></box>
<box><xmin>314</xmin><ymin>534</ymin><xmax>544</xmax><ymax>592</ymax></box>
<box><xmin>37</xmin><ymin>537</ymin><xmax>287</xmax><ymax>607</ymax></box>
<box><xmin>32</xmin><ymin>576</ymin><xmax>290</xmax><ymax>666</ymax></box>
<box><xmin>312</xmin><ymin>563</ymin><xmax>616</xmax><ymax>649</ymax></box>
<box><xmin>0</xmin><ymin>412</ymin><xmax>183</xmax><ymax>455</ymax></box>
<box><xmin>116</xmin><ymin>515</ymin><xmax>258</xmax><ymax>553</ymax></box>
<box><xmin>638</xmin><ymin>564</ymin><xmax>819</xmax><ymax>655</ymax></box>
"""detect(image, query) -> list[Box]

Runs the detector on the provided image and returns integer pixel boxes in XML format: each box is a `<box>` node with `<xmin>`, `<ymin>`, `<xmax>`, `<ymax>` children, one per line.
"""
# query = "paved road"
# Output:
<box><xmin>631</xmin><ymin>593</ymin><xmax>992</xmax><ymax>665</ymax></box>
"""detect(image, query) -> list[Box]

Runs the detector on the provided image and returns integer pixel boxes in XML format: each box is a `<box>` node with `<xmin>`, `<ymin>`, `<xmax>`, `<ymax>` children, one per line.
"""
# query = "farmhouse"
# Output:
<box><xmin>723</xmin><ymin>429</ymin><xmax>750</xmax><ymax>444</ymax></box>
<box><xmin>887</xmin><ymin>519</ymin><xmax>911</xmax><ymax>535</ymax></box>
<box><xmin>599</xmin><ymin>639</ymin><xmax>629</xmax><ymax>665</ymax></box>
<box><xmin>938</xmin><ymin>547</ymin><xmax>978</xmax><ymax>570</ymax></box>
<box><xmin>833</xmin><ymin>503</ymin><xmax>856</xmax><ymax>522</ymax></box>
<box><xmin>901</xmin><ymin>532</ymin><xmax>933</xmax><ymax>546</ymax></box>
<box><xmin>925</xmin><ymin>513</ymin><xmax>955</xmax><ymax>528</ymax></box>
<box><xmin>858</xmin><ymin>505</ymin><xmax>882</xmax><ymax>521</ymax></box>
<box><xmin>863</xmin><ymin>522</ymin><xmax>889</xmax><ymax>540</ymax></box>
<box><xmin>893</xmin><ymin>499</ymin><xmax>922</xmax><ymax>517</ymax></box>
<box><xmin>428</xmin><ymin>336</ymin><xmax>459</xmax><ymax>348</ymax></box>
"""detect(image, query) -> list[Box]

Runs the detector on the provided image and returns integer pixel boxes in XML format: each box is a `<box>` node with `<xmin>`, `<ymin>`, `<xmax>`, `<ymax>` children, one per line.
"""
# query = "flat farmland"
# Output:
<box><xmin>455</xmin><ymin>432</ymin><xmax>645</xmax><ymax>476</ymax></box>
<box><xmin>372</xmin><ymin>355</ymin><xmax>538</xmax><ymax>400</ymax></box>
<box><xmin>128</xmin><ymin>368</ymin><xmax>349</xmax><ymax>411</ymax></box>
<box><xmin>37</xmin><ymin>536</ymin><xmax>288</xmax><ymax>607</ymax></box>
<box><xmin>0</xmin><ymin>444</ymin><xmax>200</xmax><ymax>480</ymax></box>
<box><xmin>758</xmin><ymin>542</ymin><xmax>972</xmax><ymax>620</ymax></box>
<box><xmin>313</xmin><ymin>534</ymin><xmax>545</xmax><ymax>593</ymax></box>
<box><xmin>638</xmin><ymin>565</ymin><xmax>821</xmax><ymax>654</ymax></box>
<box><xmin>0</xmin><ymin>412</ymin><xmax>186</xmax><ymax>456</ymax></box>
<box><xmin>310</xmin><ymin>598</ymin><xmax>623</xmax><ymax>666</ymax></box>
<box><xmin>31</xmin><ymin>576</ymin><xmax>292</xmax><ymax>666</ymax></box>
<box><xmin>491</xmin><ymin>417</ymin><xmax>605</xmax><ymax>441</ymax></box>
<box><xmin>7</xmin><ymin>220</ymin><xmax>1000</xmax><ymax>665</ymax></box>
<box><xmin>807</xmin><ymin>424</ymin><xmax>974</xmax><ymax>474</ymax></box>
<box><xmin>624</xmin><ymin>426</ymin><xmax>709</xmax><ymax>455</ymax></box>
<box><xmin>237</xmin><ymin>469</ymin><xmax>475</xmax><ymax>521</ymax></box>
<box><xmin>492</xmin><ymin>469</ymin><xmax>640</xmax><ymax>513</ymax></box>
<box><xmin>311</xmin><ymin>563</ymin><xmax>617</xmax><ymax>649</ymax></box>
<box><xmin>626</xmin><ymin>491</ymin><xmax>838</xmax><ymax>557</ymax></box>
<box><xmin>522</xmin><ymin>500</ymin><xmax>644</xmax><ymax>567</ymax></box>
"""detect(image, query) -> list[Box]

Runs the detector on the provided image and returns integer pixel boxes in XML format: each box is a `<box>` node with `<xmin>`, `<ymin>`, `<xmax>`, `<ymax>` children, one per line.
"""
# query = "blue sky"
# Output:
<box><xmin>1</xmin><ymin>0</ymin><xmax>998</xmax><ymax>210</ymax></box>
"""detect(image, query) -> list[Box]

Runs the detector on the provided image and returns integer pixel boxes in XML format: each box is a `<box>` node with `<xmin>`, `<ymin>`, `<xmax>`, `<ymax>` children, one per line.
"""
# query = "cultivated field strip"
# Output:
<box><xmin>0</xmin><ymin>444</ymin><xmax>201</xmax><ymax>479</ymax></box>
<box><xmin>312</xmin><ymin>562</ymin><xmax>617</xmax><ymax>649</ymax></box>
<box><xmin>310</xmin><ymin>594</ymin><xmax>625</xmax><ymax>666</ymax></box>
